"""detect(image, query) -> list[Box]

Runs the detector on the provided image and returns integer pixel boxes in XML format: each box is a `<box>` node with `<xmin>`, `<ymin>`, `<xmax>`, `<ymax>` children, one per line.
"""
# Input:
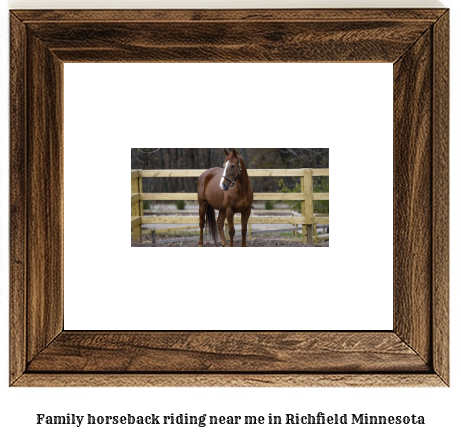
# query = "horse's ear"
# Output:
<box><xmin>224</xmin><ymin>149</ymin><xmax>230</xmax><ymax>157</ymax></box>
<box><xmin>232</xmin><ymin>148</ymin><xmax>238</xmax><ymax>157</ymax></box>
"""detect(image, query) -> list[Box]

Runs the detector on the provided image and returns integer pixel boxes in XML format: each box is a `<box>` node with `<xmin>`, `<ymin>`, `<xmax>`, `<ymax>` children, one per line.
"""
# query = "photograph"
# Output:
<box><xmin>131</xmin><ymin>147</ymin><xmax>329</xmax><ymax>247</ymax></box>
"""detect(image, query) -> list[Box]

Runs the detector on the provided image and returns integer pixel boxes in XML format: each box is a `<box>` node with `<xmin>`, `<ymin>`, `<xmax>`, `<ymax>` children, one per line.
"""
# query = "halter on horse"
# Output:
<box><xmin>197</xmin><ymin>149</ymin><xmax>254</xmax><ymax>247</ymax></box>
<box><xmin>221</xmin><ymin>155</ymin><xmax>242</xmax><ymax>189</ymax></box>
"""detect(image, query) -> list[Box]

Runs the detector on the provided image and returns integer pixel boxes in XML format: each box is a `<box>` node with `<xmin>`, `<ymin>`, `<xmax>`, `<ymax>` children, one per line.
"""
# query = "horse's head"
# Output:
<box><xmin>220</xmin><ymin>149</ymin><xmax>241</xmax><ymax>191</ymax></box>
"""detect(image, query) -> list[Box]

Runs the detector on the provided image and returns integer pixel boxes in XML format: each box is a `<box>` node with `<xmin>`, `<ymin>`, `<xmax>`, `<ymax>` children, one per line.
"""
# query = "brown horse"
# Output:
<box><xmin>197</xmin><ymin>149</ymin><xmax>253</xmax><ymax>247</ymax></box>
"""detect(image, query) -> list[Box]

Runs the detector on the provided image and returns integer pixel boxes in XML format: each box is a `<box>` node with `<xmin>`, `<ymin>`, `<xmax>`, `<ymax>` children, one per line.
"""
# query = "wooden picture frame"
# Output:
<box><xmin>10</xmin><ymin>9</ymin><xmax>449</xmax><ymax>387</ymax></box>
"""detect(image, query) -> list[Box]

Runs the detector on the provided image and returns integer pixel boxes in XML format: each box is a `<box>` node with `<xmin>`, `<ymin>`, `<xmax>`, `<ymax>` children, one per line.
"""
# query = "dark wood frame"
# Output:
<box><xmin>10</xmin><ymin>9</ymin><xmax>449</xmax><ymax>387</ymax></box>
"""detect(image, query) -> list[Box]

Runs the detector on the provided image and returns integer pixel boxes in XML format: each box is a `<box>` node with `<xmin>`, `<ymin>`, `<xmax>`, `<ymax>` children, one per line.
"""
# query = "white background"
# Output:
<box><xmin>1</xmin><ymin>1</ymin><xmax>459</xmax><ymax>436</ymax></box>
<box><xmin>64</xmin><ymin>63</ymin><xmax>393</xmax><ymax>331</ymax></box>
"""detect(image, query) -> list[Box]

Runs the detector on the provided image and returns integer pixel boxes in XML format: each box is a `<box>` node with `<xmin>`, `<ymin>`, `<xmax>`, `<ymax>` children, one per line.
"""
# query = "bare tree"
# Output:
<box><xmin>131</xmin><ymin>148</ymin><xmax>329</xmax><ymax>195</ymax></box>
<box><xmin>135</xmin><ymin>148</ymin><xmax>160</xmax><ymax>154</ymax></box>
<box><xmin>278</xmin><ymin>148</ymin><xmax>329</xmax><ymax>167</ymax></box>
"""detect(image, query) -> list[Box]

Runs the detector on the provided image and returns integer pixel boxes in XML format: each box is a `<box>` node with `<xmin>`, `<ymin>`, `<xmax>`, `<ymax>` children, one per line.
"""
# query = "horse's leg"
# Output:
<box><xmin>217</xmin><ymin>209</ymin><xmax>228</xmax><ymax>247</ymax></box>
<box><xmin>226</xmin><ymin>209</ymin><xmax>236</xmax><ymax>247</ymax></box>
<box><xmin>241</xmin><ymin>206</ymin><xmax>251</xmax><ymax>247</ymax></box>
<box><xmin>198</xmin><ymin>200</ymin><xmax>207</xmax><ymax>247</ymax></box>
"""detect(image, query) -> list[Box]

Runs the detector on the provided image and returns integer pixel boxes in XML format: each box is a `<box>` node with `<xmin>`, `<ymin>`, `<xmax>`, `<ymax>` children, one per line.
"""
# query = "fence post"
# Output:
<box><xmin>301</xmin><ymin>169</ymin><xmax>314</xmax><ymax>244</ymax></box>
<box><xmin>139</xmin><ymin>173</ymin><xmax>144</xmax><ymax>219</ymax></box>
<box><xmin>131</xmin><ymin>171</ymin><xmax>142</xmax><ymax>242</ymax></box>
<box><xmin>292</xmin><ymin>212</ymin><xmax>298</xmax><ymax>237</ymax></box>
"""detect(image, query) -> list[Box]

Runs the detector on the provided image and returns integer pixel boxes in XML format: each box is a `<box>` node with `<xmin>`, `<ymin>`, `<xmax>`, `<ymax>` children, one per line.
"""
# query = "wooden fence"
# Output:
<box><xmin>131</xmin><ymin>169</ymin><xmax>329</xmax><ymax>244</ymax></box>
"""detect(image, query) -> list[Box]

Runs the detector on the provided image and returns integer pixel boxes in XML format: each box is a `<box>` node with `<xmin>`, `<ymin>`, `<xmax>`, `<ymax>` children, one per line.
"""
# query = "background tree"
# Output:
<box><xmin>132</xmin><ymin>148</ymin><xmax>329</xmax><ymax>212</ymax></box>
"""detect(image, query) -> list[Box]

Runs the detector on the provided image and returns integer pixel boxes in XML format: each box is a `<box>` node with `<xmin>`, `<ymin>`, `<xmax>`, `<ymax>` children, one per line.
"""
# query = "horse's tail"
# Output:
<box><xmin>205</xmin><ymin>205</ymin><xmax>218</xmax><ymax>245</ymax></box>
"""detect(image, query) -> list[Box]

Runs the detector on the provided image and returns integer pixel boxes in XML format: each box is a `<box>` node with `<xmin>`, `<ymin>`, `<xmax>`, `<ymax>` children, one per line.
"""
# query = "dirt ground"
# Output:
<box><xmin>131</xmin><ymin>237</ymin><xmax>328</xmax><ymax>247</ymax></box>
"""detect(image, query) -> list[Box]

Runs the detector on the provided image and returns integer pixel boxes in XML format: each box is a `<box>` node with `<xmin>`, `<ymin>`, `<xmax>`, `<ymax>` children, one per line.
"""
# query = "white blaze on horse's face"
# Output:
<box><xmin>220</xmin><ymin>161</ymin><xmax>229</xmax><ymax>191</ymax></box>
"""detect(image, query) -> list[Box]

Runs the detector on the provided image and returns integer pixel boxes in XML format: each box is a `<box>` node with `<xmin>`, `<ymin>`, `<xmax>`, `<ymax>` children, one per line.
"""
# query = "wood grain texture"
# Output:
<box><xmin>9</xmin><ymin>13</ymin><xmax>27</xmax><ymax>386</ymax></box>
<box><xmin>13</xmin><ymin>374</ymin><xmax>446</xmax><ymax>388</ymax></box>
<box><xmin>26</xmin><ymin>34</ymin><xmax>64</xmax><ymax>361</ymax></box>
<box><xmin>13</xmin><ymin>9</ymin><xmax>447</xmax><ymax>64</ymax></box>
<box><xmin>12</xmin><ymin>9</ymin><xmax>447</xmax><ymax>22</ymax></box>
<box><xmin>27</xmin><ymin>332</ymin><xmax>429</xmax><ymax>373</ymax></box>
<box><xmin>393</xmin><ymin>29</ymin><xmax>433</xmax><ymax>365</ymax></box>
<box><xmin>26</xmin><ymin>21</ymin><xmax>433</xmax><ymax>63</ymax></box>
<box><xmin>9</xmin><ymin>9</ymin><xmax>449</xmax><ymax>387</ymax></box>
<box><xmin>432</xmin><ymin>11</ymin><xmax>449</xmax><ymax>385</ymax></box>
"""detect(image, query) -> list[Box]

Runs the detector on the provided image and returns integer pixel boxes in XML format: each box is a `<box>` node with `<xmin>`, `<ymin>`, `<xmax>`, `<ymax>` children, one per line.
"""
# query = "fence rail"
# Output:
<box><xmin>134</xmin><ymin>192</ymin><xmax>329</xmax><ymax>201</ymax></box>
<box><xmin>131</xmin><ymin>168</ymin><xmax>329</xmax><ymax>244</ymax></box>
